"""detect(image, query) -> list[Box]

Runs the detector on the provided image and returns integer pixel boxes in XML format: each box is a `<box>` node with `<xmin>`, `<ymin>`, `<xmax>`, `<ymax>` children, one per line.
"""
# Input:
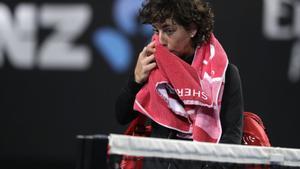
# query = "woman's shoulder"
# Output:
<box><xmin>226</xmin><ymin>63</ymin><xmax>241</xmax><ymax>81</ymax></box>
<box><xmin>227</xmin><ymin>63</ymin><xmax>239</xmax><ymax>74</ymax></box>
<box><xmin>224</xmin><ymin>63</ymin><xmax>242</xmax><ymax>94</ymax></box>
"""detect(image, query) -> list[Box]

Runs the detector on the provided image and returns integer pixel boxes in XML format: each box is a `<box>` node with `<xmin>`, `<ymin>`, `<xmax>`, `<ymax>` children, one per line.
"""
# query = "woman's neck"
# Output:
<box><xmin>182</xmin><ymin>55</ymin><xmax>194</xmax><ymax>65</ymax></box>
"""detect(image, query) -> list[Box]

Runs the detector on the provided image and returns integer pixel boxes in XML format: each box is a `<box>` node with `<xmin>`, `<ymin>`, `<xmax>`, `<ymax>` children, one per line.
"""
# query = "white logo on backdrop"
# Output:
<box><xmin>263</xmin><ymin>0</ymin><xmax>300</xmax><ymax>83</ymax></box>
<box><xmin>0</xmin><ymin>3</ymin><xmax>91</xmax><ymax>70</ymax></box>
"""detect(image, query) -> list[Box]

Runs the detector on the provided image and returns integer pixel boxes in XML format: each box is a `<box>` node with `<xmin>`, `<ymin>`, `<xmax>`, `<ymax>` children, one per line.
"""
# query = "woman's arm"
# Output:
<box><xmin>219</xmin><ymin>64</ymin><xmax>244</xmax><ymax>144</ymax></box>
<box><xmin>115</xmin><ymin>73</ymin><xmax>144</xmax><ymax>125</ymax></box>
<box><xmin>115</xmin><ymin>42</ymin><xmax>156</xmax><ymax>125</ymax></box>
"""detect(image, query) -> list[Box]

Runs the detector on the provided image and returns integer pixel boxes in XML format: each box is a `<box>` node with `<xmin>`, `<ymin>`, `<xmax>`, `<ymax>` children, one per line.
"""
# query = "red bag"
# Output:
<box><xmin>242</xmin><ymin>112</ymin><xmax>271</xmax><ymax>146</ymax></box>
<box><xmin>120</xmin><ymin>115</ymin><xmax>152</xmax><ymax>169</ymax></box>
<box><xmin>242</xmin><ymin>112</ymin><xmax>271</xmax><ymax>169</ymax></box>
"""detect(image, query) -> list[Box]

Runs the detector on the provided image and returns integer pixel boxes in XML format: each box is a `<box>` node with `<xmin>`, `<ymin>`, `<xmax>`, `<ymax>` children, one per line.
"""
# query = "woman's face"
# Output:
<box><xmin>153</xmin><ymin>19</ymin><xmax>197</xmax><ymax>57</ymax></box>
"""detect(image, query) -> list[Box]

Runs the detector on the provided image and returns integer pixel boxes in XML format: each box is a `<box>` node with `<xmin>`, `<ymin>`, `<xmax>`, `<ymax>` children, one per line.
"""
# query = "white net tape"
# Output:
<box><xmin>109</xmin><ymin>134</ymin><xmax>300</xmax><ymax>167</ymax></box>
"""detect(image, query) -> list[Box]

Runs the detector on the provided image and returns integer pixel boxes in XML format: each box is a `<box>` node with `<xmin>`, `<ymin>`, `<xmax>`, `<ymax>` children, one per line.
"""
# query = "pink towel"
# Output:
<box><xmin>134</xmin><ymin>34</ymin><xmax>228</xmax><ymax>142</ymax></box>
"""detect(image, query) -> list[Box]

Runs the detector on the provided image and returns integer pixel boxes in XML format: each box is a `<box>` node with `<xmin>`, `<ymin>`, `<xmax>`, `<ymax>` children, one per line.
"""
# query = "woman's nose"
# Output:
<box><xmin>158</xmin><ymin>31</ymin><xmax>167</xmax><ymax>46</ymax></box>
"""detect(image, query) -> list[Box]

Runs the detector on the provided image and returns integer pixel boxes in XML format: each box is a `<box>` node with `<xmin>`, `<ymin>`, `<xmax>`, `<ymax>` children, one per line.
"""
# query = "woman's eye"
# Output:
<box><xmin>152</xmin><ymin>29</ymin><xmax>159</xmax><ymax>34</ymax></box>
<box><xmin>164</xmin><ymin>29</ymin><xmax>174</xmax><ymax>35</ymax></box>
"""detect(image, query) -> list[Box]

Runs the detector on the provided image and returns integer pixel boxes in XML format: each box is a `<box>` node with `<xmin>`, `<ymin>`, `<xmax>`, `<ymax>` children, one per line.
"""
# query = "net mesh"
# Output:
<box><xmin>76</xmin><ymin>134</ymin><xmax>300</xmax><ymax>169</ymax></box>
<box><xmin>108</xmin><ymin>134</ymin><xmax>300</xmax><ymax>169</ymax></box>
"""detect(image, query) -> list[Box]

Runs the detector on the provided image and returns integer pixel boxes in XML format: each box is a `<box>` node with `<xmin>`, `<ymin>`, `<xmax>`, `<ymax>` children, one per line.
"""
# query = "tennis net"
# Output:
<box><xmin>76</xmin><ymin>134</ymin><xmax>300</xmax><ymax>169</ymax></box>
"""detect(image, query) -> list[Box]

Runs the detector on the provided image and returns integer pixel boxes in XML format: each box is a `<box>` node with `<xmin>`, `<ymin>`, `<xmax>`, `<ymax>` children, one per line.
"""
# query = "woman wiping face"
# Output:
<box><xmin>152</xmin><ymin>19</ymin><xmax>197</xmax><ymax>57</ymax></box>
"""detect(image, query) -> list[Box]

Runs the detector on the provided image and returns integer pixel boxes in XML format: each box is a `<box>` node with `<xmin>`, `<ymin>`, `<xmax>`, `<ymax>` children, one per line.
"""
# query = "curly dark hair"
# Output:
<box><xmin>139</xmin><ymin>0</ymin><xmax>214</xmax><ymax>47</ymax></box>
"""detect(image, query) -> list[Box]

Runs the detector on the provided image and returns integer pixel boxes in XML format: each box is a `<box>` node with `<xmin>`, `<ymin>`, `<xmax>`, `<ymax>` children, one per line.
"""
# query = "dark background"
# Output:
<box><xmin>0</xmin><ymin>0</ymin><xmax>299</xmax><ymax>168</ymax></box>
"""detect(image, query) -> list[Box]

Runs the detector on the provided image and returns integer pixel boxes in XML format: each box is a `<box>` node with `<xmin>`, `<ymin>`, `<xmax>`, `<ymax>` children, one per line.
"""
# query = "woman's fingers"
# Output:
<box><xmin>134</xmin><ymin>42</ymin><xmax>157</xmax><ymax>84</ymax></box>
<box><xmin>142</xmin><ymin>54</ymin><xmax>155</xmax><ymax>65</ymax></box>
<box><xmin>142</xmin><ymin>41</ymin><xmax>156</xmax><ymax>57</ymax></box>
<box><xmin>144</xmin><ymin>62</ymin><xmax>157</xmax><ymax>72</ymax></box>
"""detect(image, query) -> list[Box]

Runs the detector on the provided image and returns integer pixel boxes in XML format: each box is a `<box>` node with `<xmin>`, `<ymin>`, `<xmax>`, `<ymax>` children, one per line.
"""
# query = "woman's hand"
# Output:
<box><xmin>134</xmin><ymin>41</ymin><xmax>156</xmax><ymax>84</ymax></box>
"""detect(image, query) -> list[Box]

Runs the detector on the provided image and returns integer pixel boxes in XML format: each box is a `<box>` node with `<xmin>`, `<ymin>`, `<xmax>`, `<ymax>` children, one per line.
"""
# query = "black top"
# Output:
<box><xmin>115</xmin><ymin>63</ymin><xmax>244</xmax><ymax>144</ymax></box>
